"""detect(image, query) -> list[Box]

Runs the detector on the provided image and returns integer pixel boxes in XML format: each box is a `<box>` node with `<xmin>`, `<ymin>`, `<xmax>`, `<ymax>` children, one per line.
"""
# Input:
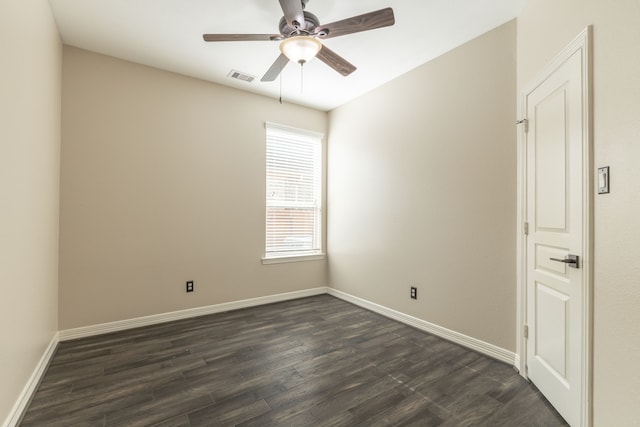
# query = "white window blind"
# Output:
<box><xmin>265</xmin><ymin>122</ymin><xmax>323</xmax><ymax>258</ymax></box>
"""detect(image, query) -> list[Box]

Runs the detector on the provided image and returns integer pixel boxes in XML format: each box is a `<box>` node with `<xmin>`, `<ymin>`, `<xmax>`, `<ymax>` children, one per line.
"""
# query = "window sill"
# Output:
<box><xmin>262</xmin><ymin>253</ymin><xmax>326</xmax><ymax>265</ymax></box>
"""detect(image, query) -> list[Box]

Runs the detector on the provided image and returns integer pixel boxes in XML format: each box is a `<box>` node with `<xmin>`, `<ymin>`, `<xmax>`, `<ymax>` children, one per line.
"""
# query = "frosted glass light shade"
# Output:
<box><xmin>280</xmin><ymin>36</ymin><xmax>322</xmax><ymax>64</ymax></box>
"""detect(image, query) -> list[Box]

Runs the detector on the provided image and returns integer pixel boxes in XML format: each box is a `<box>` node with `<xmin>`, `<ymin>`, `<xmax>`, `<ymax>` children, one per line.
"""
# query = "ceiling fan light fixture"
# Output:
<box><xmin>279</xmin><ymin>36</ymin><xmax>322</xmax><ymax>64</ymax></box>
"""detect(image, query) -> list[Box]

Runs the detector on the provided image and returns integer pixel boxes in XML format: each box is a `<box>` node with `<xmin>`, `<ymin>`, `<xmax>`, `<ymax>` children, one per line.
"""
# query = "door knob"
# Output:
<box><xmin>549</xmin><ymin>254</ymin><xmax>580</xmax><ymax>269</ymax></box>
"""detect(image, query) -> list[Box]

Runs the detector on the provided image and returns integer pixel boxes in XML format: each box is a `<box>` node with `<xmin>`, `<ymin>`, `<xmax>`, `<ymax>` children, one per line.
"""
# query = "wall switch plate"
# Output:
<box><xmin>598</xmin><ymin>166</ymin><xmax>610</xmax><ymax>194</ymax></box>
<box><xmin>410</xmin><ymin>286</ymin><xmax>417</xmax><ymax>300</ymax></box>
<box><xmin>186</xmin><ymin>281</ymin><xmax>194</xmax><ymax>292</ymax></box>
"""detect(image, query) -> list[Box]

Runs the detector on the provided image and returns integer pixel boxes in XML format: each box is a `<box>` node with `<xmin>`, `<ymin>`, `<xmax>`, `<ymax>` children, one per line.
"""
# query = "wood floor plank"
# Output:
<box><xmin>105</xmin><ymin>394</ymin><xmax>212</xmax><ymax>426</ymax></box>
<box><xmin>188</xmin><ymin>396</ymin><xmax>271</xmax><ymax>426</ymax></box>
<box><xmin>21</xmin><ymin>391</ymin><xmax>153</xmax><ymax>427</ymax></box>
<box><xmin>20</xmin><ymin>295</ymin><xmax>568</xmax><ymax>426</ymax></box>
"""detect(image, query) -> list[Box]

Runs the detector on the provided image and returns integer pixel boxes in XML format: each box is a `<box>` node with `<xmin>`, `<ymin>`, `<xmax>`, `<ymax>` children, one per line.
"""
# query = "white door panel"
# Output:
<box><xmin>535</xmin><ymin>86</ymin><xmax>568</xmax><ymax>232</ymax></box>
<box><xmin>535</xmin><ymin>281</ymin><xmax>569</xmax><ymax>380</ymax></box>
<box><xmin>522</xmin><ymin>30</ymin><xmax>591</xmax><ymax>427</ymax></box>
<box><xmin>535</xmin><ymin>244</ymin><xmax>570</xmax><ymax>275</ymax></box>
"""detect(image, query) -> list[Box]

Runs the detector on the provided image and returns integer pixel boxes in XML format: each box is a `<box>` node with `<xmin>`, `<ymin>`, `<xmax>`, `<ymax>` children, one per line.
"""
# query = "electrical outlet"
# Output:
<box><xmin>186</xmin><ymin>281</ymin><xmax>194</xmax><ymax>293</ymax></box>
<box><xmin>410</xmin><ymin>286</ymin><xmax>417</xmax><ymax>300</ymax></box>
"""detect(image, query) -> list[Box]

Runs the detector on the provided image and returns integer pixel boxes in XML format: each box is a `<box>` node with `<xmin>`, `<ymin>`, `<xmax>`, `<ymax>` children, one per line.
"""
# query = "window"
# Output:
<box><xmin>264</xmin><ymin>122</ymin><xmax>323</xmax><ymax>261</ymax></box>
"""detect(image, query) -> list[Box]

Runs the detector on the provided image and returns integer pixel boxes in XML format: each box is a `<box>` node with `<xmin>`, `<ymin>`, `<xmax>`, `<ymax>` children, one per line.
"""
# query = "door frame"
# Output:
<box><xmin>516</xmin><ymin>26</ymin><xmax>593</xmax><ymax>426</ymax></box>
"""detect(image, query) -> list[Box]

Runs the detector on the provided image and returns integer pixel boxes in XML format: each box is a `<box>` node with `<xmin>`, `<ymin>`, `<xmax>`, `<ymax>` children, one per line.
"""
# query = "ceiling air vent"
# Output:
<box><xmin>227</xmin><ymin>69</ymin><xmax>256</xmax><ymax>83</ymax></box>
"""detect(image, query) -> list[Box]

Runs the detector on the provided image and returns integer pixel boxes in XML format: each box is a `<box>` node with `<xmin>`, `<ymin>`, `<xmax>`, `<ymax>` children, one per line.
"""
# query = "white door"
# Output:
<box><xmin>522</xmin><ymin>30</ymin><xmax>591</xmax><ymax>427</ymax></box>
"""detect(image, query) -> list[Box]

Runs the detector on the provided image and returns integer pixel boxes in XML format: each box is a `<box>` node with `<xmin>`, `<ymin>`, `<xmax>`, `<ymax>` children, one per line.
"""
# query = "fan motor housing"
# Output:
<box><xmin>279</xmin><ymin>11</ymin><xmax>324</xmax><ymax>37</ymax></box>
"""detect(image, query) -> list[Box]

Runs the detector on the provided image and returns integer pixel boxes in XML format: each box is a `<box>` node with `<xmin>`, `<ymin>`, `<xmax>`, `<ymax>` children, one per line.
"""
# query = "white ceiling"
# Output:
<box><xmin>49</xmin><ymin>0</ymin><xmax>524</xmax><ymax>111</ymax></box>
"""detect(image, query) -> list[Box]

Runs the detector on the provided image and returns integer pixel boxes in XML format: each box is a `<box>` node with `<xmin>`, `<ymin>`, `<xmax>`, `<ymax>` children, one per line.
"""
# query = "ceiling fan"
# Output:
<box><xmin>202</xmin><ymin>0</ymin><xmax>395</xmax><ymax>82</ymax></box>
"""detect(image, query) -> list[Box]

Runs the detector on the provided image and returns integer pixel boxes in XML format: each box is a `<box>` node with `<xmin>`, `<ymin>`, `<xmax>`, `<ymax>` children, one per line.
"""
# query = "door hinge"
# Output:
<box><xmin>524</xmin><ymin>325</ymin><xmax>529</xmax><ymax>339</ymax></box>
<box><xmin>516</xmin><ymin>118</ymin><xmax>529</xmax><ymax>133</ymax></box>
<box><xmin>524</xmin><ymin>222</ymin><xmax>529</xmax><ymax>235</ymax></box>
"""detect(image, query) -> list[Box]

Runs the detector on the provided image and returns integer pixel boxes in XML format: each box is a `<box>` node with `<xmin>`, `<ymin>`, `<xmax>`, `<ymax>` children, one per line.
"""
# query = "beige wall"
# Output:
<box><xmin>327</xmin><ymin>21</ymin><xmax>517</xmax><ymax>351</ymax></box>
<box><xmin>0</xmin><ymin>0</ymin><xmax>62</xmax><ymax>423</ymax></box>
<box><xmin>59</xmin><ymin>47</ymin><xmax>329</xmax><ymax>329</ymax></box>
<box><xmin>518</xmin><ymin>1</ymin><xmax>640</xmax><ymax>425</ymax></box>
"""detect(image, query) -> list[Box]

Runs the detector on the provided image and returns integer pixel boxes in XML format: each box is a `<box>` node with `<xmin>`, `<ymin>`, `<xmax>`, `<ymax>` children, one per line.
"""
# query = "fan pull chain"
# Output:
<box><xmin>279</xmin><ymin>73</ymin><xmax>283</xmax><ymax>104</ymax></box>
<box><xmin>300</xmin><ymin>63</ymin><xmax>304</xmax><ymax>94</ymax></box>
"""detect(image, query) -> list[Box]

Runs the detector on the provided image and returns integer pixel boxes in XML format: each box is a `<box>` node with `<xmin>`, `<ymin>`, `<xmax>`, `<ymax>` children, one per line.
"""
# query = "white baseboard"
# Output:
<box><xmin>328</xmin><ymin>288</ymin><xmax>516</xmax><ymax>366</ymax></box>
<box><xmin>514</xmin><ymin>354</ymin><xmax>522</xmax><ymax>374</ymax></box>
<box><xmin>59</xmin><ymin>285</ymin><xmax>517</xmax><ymax>365</ymax></box>
<box><xmin>2</xmin><ymin>333</ymin><xmax>59</xmax><ymax>427</ymax></box>
<box><xmin>59</xmin><ymin>287</ymin><xmax>330</xmax><ymax>341</ymax></box>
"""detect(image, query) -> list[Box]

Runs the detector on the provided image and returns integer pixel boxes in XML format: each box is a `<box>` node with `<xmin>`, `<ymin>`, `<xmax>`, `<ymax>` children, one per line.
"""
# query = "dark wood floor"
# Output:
<box><xmin>20</xmin><ymin>295</ymin><xmax>567</xmax><ymax>426</ymax></box>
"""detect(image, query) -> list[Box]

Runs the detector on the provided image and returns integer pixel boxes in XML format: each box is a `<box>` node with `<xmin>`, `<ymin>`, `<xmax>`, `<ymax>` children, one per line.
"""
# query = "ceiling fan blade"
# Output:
<box><xmin>203</xmin><ymin>34</ymin><xmax>280</xmax><ymax>42</ymax></box>
<box><xmin>316</xmin><ymin>7</ymin><xmax>395</xmax><ymax>39</ymax></box>
<box><xmin>316</xmin><ymin>45</ymin><xmax>356</xmax><ymax>76</ymax></box>
<box><xmin>279</xmin><ymin>0</ymin><xmax>306</xmax><ymax>30</ymax></box>
<box><xmin>261</xmin><ymin>54</ymin><xmax>290</xmax><ymax>82</ymax></box>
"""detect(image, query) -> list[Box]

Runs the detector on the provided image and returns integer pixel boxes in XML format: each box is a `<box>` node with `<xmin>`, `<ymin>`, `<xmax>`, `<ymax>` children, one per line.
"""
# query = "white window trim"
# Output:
<box><xmin>261</xmin><ymin>253</ymin><xmax>327</xmax><ymax>265</ymax></box>
<box><xmin>264</xmin><ymin>122</ymin><xmax>324</xmax><ymax>262</ymax></box>
<box><xmin>265</xmin><ymin>122</ymin><xmax>324</xmax><ymax>141</ymax></box>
